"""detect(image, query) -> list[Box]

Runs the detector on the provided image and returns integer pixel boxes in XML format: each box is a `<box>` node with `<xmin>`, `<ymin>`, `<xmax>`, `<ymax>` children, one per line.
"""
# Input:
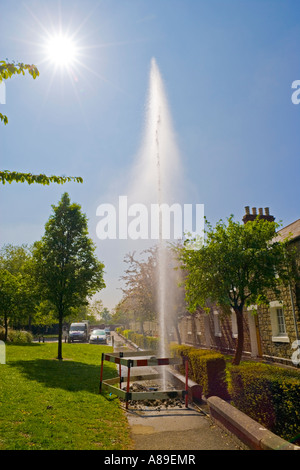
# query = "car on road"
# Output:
<box><xmin>68</xmin><ymin>322</ymin><xmax>90</xmax><ymax>343</ymax></box>
<box><xmin>89</xmin><ymin>329</ymin><xmax>107</xmax><ymax>344</ymax></box>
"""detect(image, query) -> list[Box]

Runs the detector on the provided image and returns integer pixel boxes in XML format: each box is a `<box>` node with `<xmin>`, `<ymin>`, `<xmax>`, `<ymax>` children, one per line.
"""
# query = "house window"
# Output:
<box><xmin>270</xmin><ymin>301</ymin><xmax>289</xmax><ymax>343</ymax></box>
<box><xmin>276</xmin><ymin>308</ymin><xmax>286</xmax><ymax>335</ymax></box>
<box><xmin>213</xmin><ymin>309</ymin><xmax>222</xmax><ymax>337</ymax></box>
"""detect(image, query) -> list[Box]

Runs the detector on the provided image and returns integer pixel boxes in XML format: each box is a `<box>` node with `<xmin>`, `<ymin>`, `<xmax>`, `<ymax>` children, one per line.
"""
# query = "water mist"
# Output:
<box><xmin>128</xmin><ymin>58</ymin><xmax>183</xmax><ymax>388</ymax></box>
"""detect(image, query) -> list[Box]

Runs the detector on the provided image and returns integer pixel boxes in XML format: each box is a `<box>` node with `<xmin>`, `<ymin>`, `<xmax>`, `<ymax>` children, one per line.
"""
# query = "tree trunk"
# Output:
<box><xmin>57</xmin><ymin>311</ymin><xmax>63</xmax><ymax>360</ymax></box>
<box><xmin>232</xmin><ymin>308</ymin><xmax>244</xmax><ymax>365</ymax></box>
<box><xmin>173</xmin><ymin>320</ymin><xmax>182</xmax><ymax>345</ymax></box>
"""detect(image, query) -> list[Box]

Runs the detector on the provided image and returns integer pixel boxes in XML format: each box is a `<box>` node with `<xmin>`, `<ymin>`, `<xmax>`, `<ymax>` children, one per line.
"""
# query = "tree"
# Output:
<box><xmin>0</xmin><ymin>244</ymin><xmax>38</xmax><ymax>338</ymax></box>
<box><xmin>0</xmin><ymin>60</ymin><xmax>82</xmax><ymax>185</ymax></box>
<box><xmin>119</xmin><ymin>245</ymin><xmax>188</xmax><ymax>342</ymax></box>
<box><xmin>164</xmin><ymin>249</ymin><xmax>188</xmax><ymax>345</ymax></box>
<box><xmin>100</xmin><ymin>308</ymin><xmax>111</xmax><ymax>324</ymax></box>
<box><xmin>112</xmin><ymin>298</ymin><xmax>135</xmax><ymax>330</ymax></box>
<box><xmin>0</xmin><ymin>269</ymin><xmax>20</xmax><ymax>341</ymax></box>
<box><xmin>33</xmin><ymin>193</ymin><xmax>105</xmax><ymax>359</ymax></box>
<box><xmin>179</xmin><ymin>216</ymin><xmax>296</xmax><ymax>365</ymax></box>
<box><xmin>120</xmin><ymin>248</ymin><xmax>158</xmax><ymax>334</ymax></box>
<box><xmin>88</xmin><ymin>299</ymin><xmax>104</xmax><ymax>322</ymax></box>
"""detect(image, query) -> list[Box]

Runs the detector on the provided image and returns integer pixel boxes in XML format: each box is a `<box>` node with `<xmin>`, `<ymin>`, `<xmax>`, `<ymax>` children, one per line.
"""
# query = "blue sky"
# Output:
<box><xmin>1</xmin><ymin>0</ymin><xmax>300</xmax><ymax>308</ymax></box>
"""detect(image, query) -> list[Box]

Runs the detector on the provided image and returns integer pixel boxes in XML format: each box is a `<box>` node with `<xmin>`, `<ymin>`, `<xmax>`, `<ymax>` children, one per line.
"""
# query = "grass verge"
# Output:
<box><xmin>0</xmin><ymin>342</ymin><xmax>133</xmax><ymax>450</ymax></box>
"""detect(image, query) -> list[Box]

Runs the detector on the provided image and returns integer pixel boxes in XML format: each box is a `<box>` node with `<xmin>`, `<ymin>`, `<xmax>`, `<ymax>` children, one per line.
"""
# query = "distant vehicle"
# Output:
<box><xmin>82</xmin><ymin>320</ymin><xmax>90</xmax><ymax>331</ymax></box>
<box><xmin>89</xmin><ymin>329</ymin><xmax>107</xmax><ymax>344</ymax></box>
<box><xmin>105</xmin><ymin>327</ymin><xmax>111</xmax><ymax>338</ymax></box>
<box><xmin>68</xmin><ymin>322</ymin><xmax>90</xmax><ymax>343</ymax></box>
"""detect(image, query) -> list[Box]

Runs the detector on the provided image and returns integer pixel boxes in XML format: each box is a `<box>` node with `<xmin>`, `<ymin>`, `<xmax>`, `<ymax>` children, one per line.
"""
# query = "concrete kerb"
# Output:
<box><xmin>207</xmin><ymin>396</ymin><xmax>300</xmax><ymax>451</ymax></box>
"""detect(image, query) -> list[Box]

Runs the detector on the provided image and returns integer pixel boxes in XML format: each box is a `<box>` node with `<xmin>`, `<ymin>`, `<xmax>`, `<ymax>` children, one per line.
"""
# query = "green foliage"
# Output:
<box><xmin>0</xmin><ymin>60</ymin><xmax>39</xmax><ymax>81</ymax></box>
<box><xmin>33</xmin><ymin>193</ymin><xmax>105</xmax><ymax>316</ymax></box>
<box><xmin>118</xmin><ymin>328</ymin><xmax>159</xmax><ymax>351</ymax></box>
<box><xmin>229</xmin><ymin>362</ymin><xmax>300</xmax><ymax>444</ymax></box>
<box><xmin>0</xmin><ymin>114</ymin><xmax>8</xmax><ymax>125</ymax></box>
<box><xmin>0</xmin><ymin>270</ymin><xmax>21</xmax><ymax>338</ymax></box>
<box><xmin>169</xmin><ymin>343</ymin><xmax>229</xmax><ymax>399</ymax></box>
<box><xmin>0</xmin><ymin>59</ymin><xmax>82</xmax><ymax>185</ymax></box>
<box><xmin>0</xmin><ymin>244</ymin><xmax>41</xmax><ymax>337</ymax></box>
<box><xmin>180</xmin><ymin>216</ymin><xmax>293</xmax><ymax>313</ymax></box>
<box><xmin>33</xmin><ymin>300</ymin><xmax>57</xmax><ymax>327</ymax></box>
<box><xmin>0</xmin><ymin>327</ymin><xmax>33</xmax><ymax>343</ymax></box>
<box><xmin>0</xmin><ymin>170</ymin><xmax>83</xmax><ymax>185</ymax></box>
<box><xmin>0</xmin><ymin>60</ymin><xmax>39</xmax><ymax>126</ymax></box>
<box><xmin>32</xmin><ymin>193</ymin><xmax>105</xmax><ymax>359</ymax></box>
<box><xmin>178</xmin><ymin>216</ymin><xmax>296</xmax><ymax>364</ymax></box>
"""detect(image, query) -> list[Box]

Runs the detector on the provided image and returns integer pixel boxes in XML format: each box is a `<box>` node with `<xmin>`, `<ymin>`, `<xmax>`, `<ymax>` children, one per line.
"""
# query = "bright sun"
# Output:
<box><xmin>45</xmin><ymin>34</ymin><xmax>78</xmax><ymax>68</ymax></box>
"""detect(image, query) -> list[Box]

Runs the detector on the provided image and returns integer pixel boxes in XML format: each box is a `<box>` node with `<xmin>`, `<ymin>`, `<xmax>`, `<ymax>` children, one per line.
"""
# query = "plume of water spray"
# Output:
<box><xmin>128</xmin><ymin>58</ymin><xmax>184</xmax><ymax>388</ymax></box>
<box><xmin>129</xmin><ymin>58</ymin><xmax>183</xmax><ymax>206</ymax></box>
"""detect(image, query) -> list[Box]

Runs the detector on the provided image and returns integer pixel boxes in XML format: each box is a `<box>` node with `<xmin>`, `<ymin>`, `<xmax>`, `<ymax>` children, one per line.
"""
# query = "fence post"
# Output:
<box><xmin>99</xmin><ymin>353</ymin><xmax>104</xmax><ymax>394</ymax></box>
<box><xmin>119</xmin><ymin>352</ymin><xmax>123</xmax><ymax>390</ymax></box>
<box><xmin>184</xmin><ymin>356</ymin><xmax>189</xmax><ymax>408</ymax></box>
<box><xmin>125</xmin><ymin>360</ymin><xmax>133</xmax><ymax>410</ymax></box>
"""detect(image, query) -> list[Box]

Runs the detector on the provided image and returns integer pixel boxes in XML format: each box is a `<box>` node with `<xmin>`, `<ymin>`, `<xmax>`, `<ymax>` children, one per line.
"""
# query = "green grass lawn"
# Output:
<box><xmin>0</xmin><ymin>342</ymin><xmax>133</xmax><ymax>450</ymax></box>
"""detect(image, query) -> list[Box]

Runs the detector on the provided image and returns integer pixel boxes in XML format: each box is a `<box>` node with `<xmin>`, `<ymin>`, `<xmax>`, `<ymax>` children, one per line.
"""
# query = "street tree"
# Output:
<box><xmin>119</xmin><ymin>245</ymin><xmax>187</xmax><ymax>342</ymax></box>
<box><xmin>101</xmin><ymin>308</ymin><xmax>112</xmax><ymax>324</ymax></box>
<box><xmin>88</xmin><ymin>299</ymin><xmax>104</xmax><ymax>323</ymax></box>
<box><xmin>178</xmin><ymin>216</ymin><xmax>296</xmax><ymax>365</ymax></box>
<box><xmin>0</xmin><ymin>269</ymin><xmax>20</xmax><ymax>341</ymax></box>
<box><xmin>120</xmin><ymin>249</ymin><xmax>157</xmax><ymax>334</ymax></box>
<box><xmin>0</xmin><ymin>244</ymin><xmax>38</xmax><ymax>337</ymax></box>
<box><xmin>33</xmin><ymin>193</ymin><xmax>105</xmax><ymax>359</ymax></box>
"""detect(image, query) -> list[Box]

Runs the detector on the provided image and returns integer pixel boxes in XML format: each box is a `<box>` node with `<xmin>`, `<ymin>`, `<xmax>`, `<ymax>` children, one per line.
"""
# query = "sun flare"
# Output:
<box><xmin>44</xmin><ymin>34</ymin><xmax>78</xmax><ymax>68</ymax></box>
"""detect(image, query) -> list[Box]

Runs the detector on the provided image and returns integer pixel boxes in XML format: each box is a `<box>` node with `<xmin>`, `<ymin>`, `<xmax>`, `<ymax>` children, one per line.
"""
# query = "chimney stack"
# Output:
<box><xmin>242</xmin><ymin>206</ymin><xmax>275</xmax><ymax>224</ymax></box>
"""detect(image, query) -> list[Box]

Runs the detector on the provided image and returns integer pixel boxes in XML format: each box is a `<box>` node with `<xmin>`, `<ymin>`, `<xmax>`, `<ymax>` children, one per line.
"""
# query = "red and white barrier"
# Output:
<box><xmin>99</xmin><ymin>351</ymin><xmax>189</xmax><ymax>410</ymax></box>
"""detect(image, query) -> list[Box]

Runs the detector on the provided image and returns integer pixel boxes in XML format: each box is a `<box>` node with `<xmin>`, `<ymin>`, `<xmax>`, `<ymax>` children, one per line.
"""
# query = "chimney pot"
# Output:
<box><xmin>252</xmin><ymin>207</ymin><xmax>257</xmax><ymax>215</ymax></box>
<box><xmin>245</xmin><ymin>206</ymin><xmax>250</xmax><ymax>215</ymax></box>
<box><xmin>258</xmin><ymin>208</ymin><xmax>263</xmax><ymax>215</ymax></box>
<box><xmin>265</xmin><ymin>207</ymin><xmax>270</xmax><ymax>216</ymax></box>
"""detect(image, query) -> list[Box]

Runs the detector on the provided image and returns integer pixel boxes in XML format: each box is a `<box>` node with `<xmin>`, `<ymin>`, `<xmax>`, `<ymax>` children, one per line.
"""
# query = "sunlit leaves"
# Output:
<box><xmin>0</xmin><ymin>59</ymin><xmax>83</xmax><ymax>186</ymax></box>
<box><xmin>0</xmin><ymin>170</ymin><xmax>83</xmax><ymax>186</ymax></box>
<box><xmin>0</xmin><ymin>60</ymin><xmax>39</xmax><ymax>126</ymax></box>
<box><xmin>0</xmin><ymin>60</ymin><xmax>39</xmax><ymax>82</ymax></box>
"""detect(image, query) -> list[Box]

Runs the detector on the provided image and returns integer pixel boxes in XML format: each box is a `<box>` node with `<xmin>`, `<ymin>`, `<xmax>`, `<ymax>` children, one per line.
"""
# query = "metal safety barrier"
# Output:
<box><xmin>99</xmin><ymin>351</ymin><xmax>189</xmax><ymax>410</ymax></box>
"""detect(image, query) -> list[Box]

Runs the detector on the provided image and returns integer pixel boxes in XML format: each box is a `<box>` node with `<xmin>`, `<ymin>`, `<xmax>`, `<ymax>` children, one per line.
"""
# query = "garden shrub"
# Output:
<box><xmin>229</xmin><ymin>362</ymin><xmax>300</xmax><ymax>444</ymax></box>
<box><xmin>0</xmin><ymin>327</ymin><xmax>33</xmax><ymax>344</ymax></box>
<box><xmin>170</xmin><ymin>343</ymin><xmax>229</xmax><ymax>399</ymax></box>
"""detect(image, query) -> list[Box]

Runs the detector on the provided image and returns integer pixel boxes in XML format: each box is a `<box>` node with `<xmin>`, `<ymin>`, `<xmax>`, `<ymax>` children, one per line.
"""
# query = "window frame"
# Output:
<box><xmin>269</xmin><ymin>301</ymin><xmax>289</xmax><ymax>343</ymax></box>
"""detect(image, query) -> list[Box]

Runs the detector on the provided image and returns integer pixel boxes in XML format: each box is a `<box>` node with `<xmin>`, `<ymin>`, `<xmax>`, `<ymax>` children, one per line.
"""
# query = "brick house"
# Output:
<box><xmin>178</xmin><ymin>209</ymin><xmax>300</xmax><ymax>367</ymax></box>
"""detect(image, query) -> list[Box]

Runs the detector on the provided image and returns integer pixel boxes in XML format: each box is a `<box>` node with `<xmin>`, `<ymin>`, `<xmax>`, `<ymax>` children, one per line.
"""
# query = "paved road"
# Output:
<box><xmin>112</xmin><ymin>332</ymin><xmax>242</xmax><ymax>451</ymax></box>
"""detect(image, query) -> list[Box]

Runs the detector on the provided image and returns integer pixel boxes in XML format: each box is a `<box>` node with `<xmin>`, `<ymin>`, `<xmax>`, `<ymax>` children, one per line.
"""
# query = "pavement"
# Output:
<box><xmin>126</xmin><ymin>403</ymin><xmax>242</xmax><ymax>450</ymax></box>
<box><xmin>112</xmin><ymin>332</ymin><xmax>243</xmax><ymax>451</ymax></box>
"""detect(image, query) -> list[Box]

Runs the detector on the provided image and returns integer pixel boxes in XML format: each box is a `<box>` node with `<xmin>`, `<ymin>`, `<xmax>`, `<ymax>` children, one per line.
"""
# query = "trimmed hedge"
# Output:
<box><xmin>169</xmin><ymin>343</ymin><xmax>229</xmax><ymax>399</ymax></box>
<box><xmin>229</xmin><ymin>362</ymin><xmax>300</xmax><ymax>444</ymax></box>
<box><xmin>119</xmin><ymin>329</ymin><xmax>160</xmax><ymax>352</ymax></box>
